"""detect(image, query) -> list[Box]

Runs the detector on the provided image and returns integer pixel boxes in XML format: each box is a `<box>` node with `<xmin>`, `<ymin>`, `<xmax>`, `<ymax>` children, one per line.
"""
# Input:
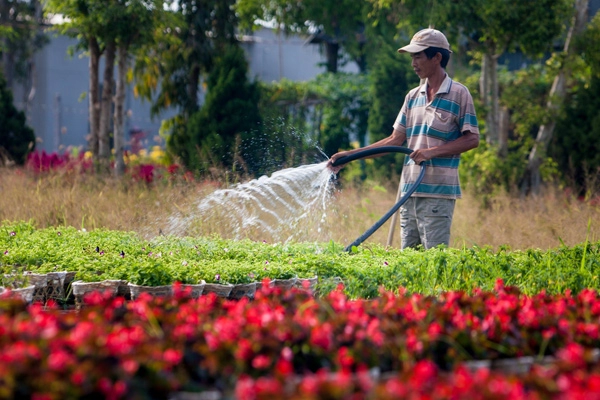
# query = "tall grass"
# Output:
<box><xmin>1</xmin><ymin>167</ymin><xmax>598</xmax><ymax>250</ymax></box>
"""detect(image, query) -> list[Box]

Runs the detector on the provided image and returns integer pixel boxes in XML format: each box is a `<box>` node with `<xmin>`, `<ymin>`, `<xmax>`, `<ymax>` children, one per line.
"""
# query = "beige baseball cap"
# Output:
<box><xmin>398</xmin><ymin>28</ymin><xmax>452</xmax><ymax>54</ymax></box>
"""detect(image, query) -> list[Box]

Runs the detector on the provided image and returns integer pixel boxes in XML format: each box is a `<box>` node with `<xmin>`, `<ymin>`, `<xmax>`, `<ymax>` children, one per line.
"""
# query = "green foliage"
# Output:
<box><xmin>46</xmin><ymin>0</ymin><xmax>122</xmax><ymax>48</ymax></box>
<box><xmin>256</xmin><ymin>79</ymin><xmax>327</xmax><ymax>169</ymax></box>
<box><xmin>365</xmin><ymin>38</ymin><xmax>419</xmax><ymax>181</ymax></box>
<box><xmin>552</xmin><ymin>73</ymin><xmax>600</xmax><ymax>195</ymax></box>
<box><xmin>460</xmin><ymin>66</ymin><xmax>547</xmax><ymax>196</ymax></box>
<box><xmin>0</xmin><ymin>73</ymin><xmax>35</xmax><ymax>165</ymax></box>
<box><xmin>550</xmin><ymin>14</ymin><xmax>600</xmax><ymax>196</ymax></box>
<box><xmin>309</xmin><ymin>72</ymin><xmax>371</xmax><ymax>157</ymax></box>
<box><xmin>2</xmin><ymin>222</ymin><xmax>600</xmax><ymax>298</ymax></box>
<box><xmin>132</xmin><ymin>0</ymin><xmax>237</xmax><ymax>118</ymax></box>
<box><xmin>255</xmin><ymin>73</ymin><xmax>371</xmax><ymax>174</ymax></box>
<box><xmin>167</xmin><ymin>45</ymin><xmax>263</xmax><ymax>175</ymax></box>
<box><xmin>0</xmin><ymin>0</ymin><xmax>48</xmax><ymax>83</ymax></box>
<box><xmin>444</xmin><ymin>0</ymin><xmax>570</xmax><ymax>55</ymax></box>
<box><xmin>459</xmin><ymin>140</ymin><xmax>527</xmax><ymax>202</ymax></box>
<box><xmin>500</xmin><ymin>65</ymin><xmax>553</xmax><ymax>140</ymax></box>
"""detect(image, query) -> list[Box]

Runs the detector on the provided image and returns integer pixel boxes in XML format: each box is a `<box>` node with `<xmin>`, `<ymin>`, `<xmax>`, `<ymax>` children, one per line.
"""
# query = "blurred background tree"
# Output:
<box><xmin>168</xmin><ymin>44</ymin><xmax>263</xmax><ymax>176</ymax></box>
<box><xmin>0</xmin><ymin>71</ymin><xmax>35</xmax><ymax>165</ymax></box>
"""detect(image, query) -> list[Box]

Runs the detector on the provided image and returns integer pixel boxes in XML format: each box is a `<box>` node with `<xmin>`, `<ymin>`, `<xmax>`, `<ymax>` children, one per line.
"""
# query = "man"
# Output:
<box><xmin>327</xmin><ymin>28</ymin><xmax>479</xmax><ymax>250</ymax></box>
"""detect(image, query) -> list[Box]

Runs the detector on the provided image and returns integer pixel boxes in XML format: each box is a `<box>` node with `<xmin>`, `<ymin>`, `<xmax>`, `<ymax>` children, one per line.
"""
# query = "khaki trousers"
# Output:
<box><xmin>399</xmin><ymin>197</ymin><xmax>455</xmax><ymax>250</ymax></box>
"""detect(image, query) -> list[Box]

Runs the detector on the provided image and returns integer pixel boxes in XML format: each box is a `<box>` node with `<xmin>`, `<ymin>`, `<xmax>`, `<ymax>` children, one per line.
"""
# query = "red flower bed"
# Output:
<box><xmin>1</xmin><ymin>280</ymin><xmax>600</xmax><ymax>399</ymax></box>
<box><xmin>24</xmin><ymin>150</ymin><xmax>193</xmax><ymax>184</ymax></box>
<box><xmin>26</xmin><ymin>150</ymin><xmax>93</xmax><ymax>173</ymax></box>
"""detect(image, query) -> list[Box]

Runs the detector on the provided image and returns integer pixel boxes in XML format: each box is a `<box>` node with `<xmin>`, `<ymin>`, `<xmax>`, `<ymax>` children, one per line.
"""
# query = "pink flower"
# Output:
<box><xmin>275</xmin><ymin>358</ymin><xmax>293</xmax><ymax>376</ymax></box>
<box><xmin>337</xmin><ymin>347</ymin><xmax>354</xmax><ymax>370</ymax></box>
<box><xmin>121</xmin><ymin>359</ymin><xmax>139</xmax><ymax>375</ymax></box>
<box><xmin>70</xmin><ymin>371</ymin><xmax>86</xmax><ymax>386</ymax></box>
<box><xmin>234</xmin><ymin>338</ymin><xmax>253</xmax><ymax>361</ymax></box>
<box><xmin>310</xmin><ymin>322</ymin><xmax>333</xmax><ymax>351</ymax></box>
<box><xmin>251</xmin><ymin>354</ymin><xmax>271</xmax><ymax>369</ymax></box>
<box><xmin>427</xmin><ymin>321</ymin><xmax>443</xmax><ymax>340</ymax></box>
<box><xmin>410</xmin><ymin>359</ymin><xmax>437</xmax><ymax>387</ymax></box>
<box><xmin>163</xmin><ymin>348</ymin><xmax>183</xmax><ymax>365</ymax></box>
<box><xmin>48</xmin><ymin>349</ymin><xmax>73</xmax><ymax>372</ymax></box>
<box><xmin>557</xmin><ymin>342</ymin><xmax>586</xmax><ymax>368</ymax></box>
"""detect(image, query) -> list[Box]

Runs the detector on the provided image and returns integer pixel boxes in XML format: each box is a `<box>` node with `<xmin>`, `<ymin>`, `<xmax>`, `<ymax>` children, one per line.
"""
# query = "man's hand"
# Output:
<box><xmin>326</xmin><ymin>151</ymin><xmax>350</xmax><ymax>173</ymax></box>
<box><xmin>409</xmin><ymin>148</ymin><xmax>433</xmax><ymax>164</ymax></box>
<box><xmin>409</xmin><ymin>131</ymin><xmax>479</xmax><ymax>164</ymax></box>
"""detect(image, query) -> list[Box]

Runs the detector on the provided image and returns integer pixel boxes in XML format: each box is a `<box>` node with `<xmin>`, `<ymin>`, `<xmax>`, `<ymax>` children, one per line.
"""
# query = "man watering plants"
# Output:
<box><xmin>327</xmin><ymin>28</ymin><xmax>479</xmax><ymax>250</ymax></box>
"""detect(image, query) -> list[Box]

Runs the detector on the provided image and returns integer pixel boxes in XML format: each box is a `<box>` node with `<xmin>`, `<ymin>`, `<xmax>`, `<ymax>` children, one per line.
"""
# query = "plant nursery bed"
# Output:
<box><xmin>2</xmin><ymin>280</ymin><xmax>600</xmax><ymax>399</ymax></box>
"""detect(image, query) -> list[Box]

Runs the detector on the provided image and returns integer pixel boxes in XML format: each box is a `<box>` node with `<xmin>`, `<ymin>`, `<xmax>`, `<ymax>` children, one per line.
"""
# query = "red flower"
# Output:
<box><xmin>163</xmin><ymin>348</ymin><xmax>183</xmax><ymax>366</ymax></box>
<box><xmin>557</xmin><ymin>342</ymin><xmax>586</xmax><ymax>369</ymax></box>
<box><xmin>275</xmin><ymin>358</ymin><xmax>293</xmax><ymax>376</ymax></box>
<box><xmin>337</xmin><ymin>347</ymin><xmax>354</xmax><ymax>371</ymax></box>
<box><xmin>251</xmin><ymin>354</ymin><xmax>271</xmax><ymax>370</ymax></box>
<box><xmin>310</xmin><ymin>322</ymin><xmax>334</xmax><ymax>351</ymax></box>
<box><xmin>32</xmin><ymin>394</ymin><xmax>53</xmax><ymax>400</ymax></box>
<box><xmin>410</xmin><ymin>359</ymin><xmax>438</xmax><ymax>388</ymax></box>
<box><xmin>234</xmin><ymin>376</ymin><xmax>256</xmax><ymax>400</ymax></box>
<box><xmin>427</xmin><ymin>321</ymin><xmax>443</xmax><ymax>340</ymax></box>
<box><xmin>71</xmin><ymin>371</ymin><xmax>86</xmax><ymax>386</ymax></box>
<box><xmin>167</xmin><ymin>164</ymin><xmax>180</xmax><ymax>175</ymax></box>
<box><xmin>47</xmin><ymin>349</ymin><xmax>74</xmax><ymax>372</ymax></box>
<box><xmin>235</xmin><ymin>338</ymin><xmax>254</xmax><ymax>362</ymax></box>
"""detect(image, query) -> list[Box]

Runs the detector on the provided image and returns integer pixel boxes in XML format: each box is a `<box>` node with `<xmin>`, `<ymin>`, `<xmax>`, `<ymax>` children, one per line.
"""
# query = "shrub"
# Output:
<box><xmin>0</xmin><ymin>72</ymin><xmax>35</xmax><ymax>165</ymax></box>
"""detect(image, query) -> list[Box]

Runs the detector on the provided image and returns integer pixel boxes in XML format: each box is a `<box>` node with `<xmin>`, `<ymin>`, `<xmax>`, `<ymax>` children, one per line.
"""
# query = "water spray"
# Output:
<box><xmin>330</xmin><ymin>146</ymin><xmax>426</xmax><ymax>252</ymax></box>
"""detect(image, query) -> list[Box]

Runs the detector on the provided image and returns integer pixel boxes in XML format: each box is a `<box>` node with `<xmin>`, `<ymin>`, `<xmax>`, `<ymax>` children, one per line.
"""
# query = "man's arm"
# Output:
<box><xmin>327</xmin><ymin>128</ymin><xmax>407</xmax><ymax>170</ymax></box>
<box><xmin>409</xmin><ymin>130</ymin><xmax>479</xmax><ymax>164</ymax></box>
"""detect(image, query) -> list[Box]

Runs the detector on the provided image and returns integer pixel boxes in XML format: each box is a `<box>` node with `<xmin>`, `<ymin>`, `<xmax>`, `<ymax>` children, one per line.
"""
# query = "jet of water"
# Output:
<box><xmin>166</xmin><ymin>161</ymin><xmax>337</xmax><ymax>243</ymax></box>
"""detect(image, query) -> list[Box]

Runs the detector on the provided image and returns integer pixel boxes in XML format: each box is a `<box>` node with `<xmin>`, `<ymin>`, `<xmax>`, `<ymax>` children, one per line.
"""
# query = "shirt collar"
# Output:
<box><xmin>419</xmin><ymin>73</ymin><xmax>452</xmax><ymax>95</ymax></box>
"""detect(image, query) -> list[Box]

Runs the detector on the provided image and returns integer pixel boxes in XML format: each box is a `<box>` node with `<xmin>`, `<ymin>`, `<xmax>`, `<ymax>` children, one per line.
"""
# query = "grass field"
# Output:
<box><xmin>1</xmin><ymin>167</ymin><xmax>598</xmax><ymax>251</ymax></box>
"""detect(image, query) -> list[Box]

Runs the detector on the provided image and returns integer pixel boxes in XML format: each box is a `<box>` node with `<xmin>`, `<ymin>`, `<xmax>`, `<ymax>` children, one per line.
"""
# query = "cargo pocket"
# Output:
<box><xmin>400</xmin><ymin>202</ymin><xmax>420</xmax><ymax>249</ymax></box>
<box><xmin>421</xmin><ymin>199</ymin><xmax>454</xmax><ymax>248</ymax></box>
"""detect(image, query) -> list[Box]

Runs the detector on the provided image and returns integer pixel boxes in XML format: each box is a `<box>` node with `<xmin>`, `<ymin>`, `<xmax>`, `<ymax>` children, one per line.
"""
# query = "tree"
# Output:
<box><xmin>256</xmin><ymin>79</ymin><xmax>325</xmax><ymax>170</ymax></box>
<box><xmin>442</xmin><ymin>0</ymin><xmax>571</xmax><ymax>156</ymax></box>
<box><xmin>548</xmin><ymin>6</ymin><xmax>600</xmax><ymax>196</ymax></box>
<box><xmin>0</xmin><ymin>0</ymin><xmax>47</xmax><ymax>92</ymax></box>
<box><xmin>46</xmin><ymin>0</ymin><xmax>109</xmax><ymax>162</ymax></box>
<box><xmin>133</xmin><ymin>0</ymin><xmax>237</xmax><ymax>121</ymax></box>
<box><xmin>47</xmin><ymin>0</ymin><xmax>167</xmax><ymax>173</ymax></box>
<box><xmin>167</xmin><ymin>44</ymin><xmax>263</xmax><ymax>175</ymax></box>
<box><xmin>0</xmin><ymin>71</ymin><xmax>35</xmax><ymax>165</ymax></box>
<box><xmin>521</xmin><ymin>0</ymin><xmax>590</xmax><ymax>194</ymax></box>
<box><xmin>111</xmin><ymin>0</ymin><xmax>164</xmax><ymax>176</ymax></box>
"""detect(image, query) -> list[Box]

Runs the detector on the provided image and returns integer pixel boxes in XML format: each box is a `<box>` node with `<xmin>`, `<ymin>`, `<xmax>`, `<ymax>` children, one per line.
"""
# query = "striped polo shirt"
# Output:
<box><xmin>393</xmin><ymin>74</ymin><xmax>479</xmax><ymax>199</ymax></box>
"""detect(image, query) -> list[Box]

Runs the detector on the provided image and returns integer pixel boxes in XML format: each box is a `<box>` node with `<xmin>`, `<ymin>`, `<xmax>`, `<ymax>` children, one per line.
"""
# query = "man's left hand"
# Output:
<box><xmin>409</xmin><ymin>148</ymin><xmax>433</xmax><ymax>164</ymax></box>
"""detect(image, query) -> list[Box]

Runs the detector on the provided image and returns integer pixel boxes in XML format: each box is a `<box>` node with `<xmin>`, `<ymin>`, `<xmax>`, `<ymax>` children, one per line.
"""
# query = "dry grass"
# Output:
<box><xmin>1</xmin><ymin>167</ymin><xmax>598</xmax><ymax>250</ymax></box>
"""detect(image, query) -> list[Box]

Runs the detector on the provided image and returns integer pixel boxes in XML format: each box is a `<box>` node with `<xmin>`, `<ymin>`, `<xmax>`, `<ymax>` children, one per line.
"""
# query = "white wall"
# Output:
<box><xmin>240</xmin><ymin>27</ymin><xmax>358</xmax><ymax>83</ymax></box>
